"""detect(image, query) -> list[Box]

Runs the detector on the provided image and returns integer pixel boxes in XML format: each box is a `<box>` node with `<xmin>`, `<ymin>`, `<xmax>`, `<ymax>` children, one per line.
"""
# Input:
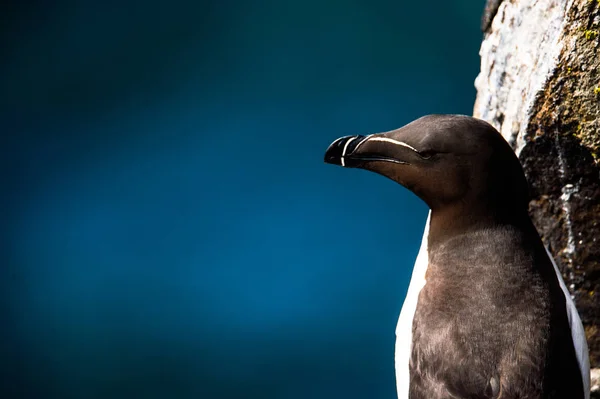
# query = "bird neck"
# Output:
<box><xmin>427</xmin><ymin>200</ymin><xmax>532</xmax><ymax>248</ymax></box>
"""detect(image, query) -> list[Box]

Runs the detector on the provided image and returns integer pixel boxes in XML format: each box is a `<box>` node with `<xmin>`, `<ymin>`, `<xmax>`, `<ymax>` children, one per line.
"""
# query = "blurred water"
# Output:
<box><xmin>1</xmin><ymin>1</ymin><xmax>484</xmax><ymax>398</ymax></box>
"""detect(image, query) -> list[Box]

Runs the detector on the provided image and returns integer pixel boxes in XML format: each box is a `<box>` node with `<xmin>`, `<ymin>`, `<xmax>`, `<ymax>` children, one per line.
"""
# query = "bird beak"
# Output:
<box><xmin>324</xmin><ymin>134</ymin><xmax>419</xmax><ymax>168</ymax></box>
<box><xmin>324</xmin><ymin>135</ymin><xmax>369</xmax><ymax>167</ymax></box>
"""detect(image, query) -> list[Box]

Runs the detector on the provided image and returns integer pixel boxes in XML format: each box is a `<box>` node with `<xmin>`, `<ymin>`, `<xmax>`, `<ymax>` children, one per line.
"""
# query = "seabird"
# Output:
<box><xmin>324</xmin><ymin>114</ymin><xmax>590</xmax><ymax>399</ymax></box>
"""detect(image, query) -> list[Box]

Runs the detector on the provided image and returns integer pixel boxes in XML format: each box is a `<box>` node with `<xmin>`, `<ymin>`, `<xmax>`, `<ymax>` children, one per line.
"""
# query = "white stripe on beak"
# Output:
<box><xmin>340</xmin><ymin>136</ymin><xmax>358</xmax><ymax>167</ymax></box>
<box><xmin>367</xmin><ymin>137</ymin><xmax>419</xmax><ymax>153</ymax></box>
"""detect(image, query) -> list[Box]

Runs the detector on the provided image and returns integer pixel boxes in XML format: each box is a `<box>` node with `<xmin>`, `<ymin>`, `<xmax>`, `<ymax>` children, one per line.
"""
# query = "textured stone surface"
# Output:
<box><xmin>475</xmin><ymin>0</ymin><xmax>600</xmax><ymax>370</ymax></box>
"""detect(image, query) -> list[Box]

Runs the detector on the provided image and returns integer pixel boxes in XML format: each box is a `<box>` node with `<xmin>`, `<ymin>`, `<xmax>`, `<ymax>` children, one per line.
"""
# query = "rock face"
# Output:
<box><xmin>474</xmin><ymin>0</ymin><xmax>600</xmax><ymax>371</ymax></box>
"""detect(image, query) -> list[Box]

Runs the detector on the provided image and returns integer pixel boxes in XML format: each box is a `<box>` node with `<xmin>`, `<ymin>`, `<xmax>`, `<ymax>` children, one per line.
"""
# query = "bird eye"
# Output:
<box><xmin>418</xmin><ymin>150</ymin><xmax>437</xmax><ymax>159</ymax></box>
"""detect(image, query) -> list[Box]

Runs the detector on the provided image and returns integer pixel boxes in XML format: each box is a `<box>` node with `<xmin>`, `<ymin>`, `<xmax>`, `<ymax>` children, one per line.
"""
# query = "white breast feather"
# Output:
<box><xmin>395</xmin><ymin>211</ymin><xmax>430</xmax><ymax>399</ymax></box>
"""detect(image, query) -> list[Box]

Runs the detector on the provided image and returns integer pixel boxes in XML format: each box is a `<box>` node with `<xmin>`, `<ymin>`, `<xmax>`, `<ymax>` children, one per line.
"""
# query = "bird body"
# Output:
<box><xmin>324</xmin><ymin>115</ymin><xmax>590</xmax><ymax>398</ymax></box>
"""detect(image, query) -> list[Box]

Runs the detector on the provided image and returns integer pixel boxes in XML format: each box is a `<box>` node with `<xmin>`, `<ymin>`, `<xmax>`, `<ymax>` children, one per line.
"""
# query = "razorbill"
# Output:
<box><xmin>324</xmin><ymin>114</ymin><xmax>590</xmax><ymax>399</ymax></box>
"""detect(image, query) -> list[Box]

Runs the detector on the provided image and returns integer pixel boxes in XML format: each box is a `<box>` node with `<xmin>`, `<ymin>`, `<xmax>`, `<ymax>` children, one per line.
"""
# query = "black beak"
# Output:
<box><xmin>325</xmin><ymin>134</ymin><xmax>416</xmax><ymax>168</ymax></box>
<box><xmin>324</xmin><ymin>135</ymin><xmax>367</xmax><ymax>166</ymax></box>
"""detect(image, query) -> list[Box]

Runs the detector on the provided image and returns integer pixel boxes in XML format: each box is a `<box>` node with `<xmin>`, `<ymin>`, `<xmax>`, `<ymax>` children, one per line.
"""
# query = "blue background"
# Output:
<box><xmin>2</xmin><ymin>1</ymin><xmax>484</xmax><ymax>398</ymax></box>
